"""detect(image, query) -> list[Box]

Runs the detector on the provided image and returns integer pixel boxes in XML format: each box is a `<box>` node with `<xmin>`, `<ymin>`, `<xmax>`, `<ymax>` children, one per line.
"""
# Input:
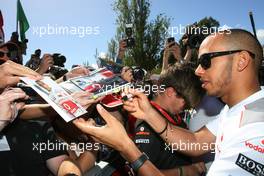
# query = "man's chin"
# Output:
<box><xmin>206</xmin><ymin>90</ymin><xmax>220</xmax><ymax>97</ymax></box>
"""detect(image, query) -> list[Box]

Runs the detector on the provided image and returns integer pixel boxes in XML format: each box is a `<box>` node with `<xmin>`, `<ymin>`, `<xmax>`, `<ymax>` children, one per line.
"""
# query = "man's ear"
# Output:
<box><xmin>179</xmin><ymin>97</ymin><xmax>186</xmax><ymax>109</ymax></box>
<box><xmin>165</xmin><ymin>87</ymin><xmax>175</xmax><ymax>97</ymax></box>
<box><xmin>237</xmin><ymin>51</ymin><xmax>250</xmax><ymax>72</ymax></box>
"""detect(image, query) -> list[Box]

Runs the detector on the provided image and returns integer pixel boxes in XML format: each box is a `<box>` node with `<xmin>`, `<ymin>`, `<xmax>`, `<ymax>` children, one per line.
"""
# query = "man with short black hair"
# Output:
<box><xmin>73</xmin><ymin>29</ymin><xmax>264</xmax><ymax>176</ymax></box>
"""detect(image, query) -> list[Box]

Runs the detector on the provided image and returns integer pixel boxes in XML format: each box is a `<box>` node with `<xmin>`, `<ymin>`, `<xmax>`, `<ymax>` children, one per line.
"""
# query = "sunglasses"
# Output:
<box><xmin>198</xmin><ymin>50</ymin><xmax>255</xmax><ymax>70</ymax></box>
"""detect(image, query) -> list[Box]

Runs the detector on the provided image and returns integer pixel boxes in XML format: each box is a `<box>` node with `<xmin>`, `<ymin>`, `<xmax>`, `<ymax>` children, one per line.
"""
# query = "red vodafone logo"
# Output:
<box><xmin>261</xmin><ymin>139</ymin><xmax>264</xmax><ymax>146</ymax></box>
<box><xmin>245</xmin><ymin>141</ymin><xmax>264</xmax><ymax>154</ymax></box>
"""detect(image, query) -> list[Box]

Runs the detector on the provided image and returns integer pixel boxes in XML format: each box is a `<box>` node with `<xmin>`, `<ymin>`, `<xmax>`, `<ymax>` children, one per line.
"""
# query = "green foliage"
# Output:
<box><xmin>83</xmin><ymin>60</ymin><xmax>90</xmax><ymax>67</ymax></box>
<box><xmin>107</xmin><ymin>39</ymin><xmax>118</xmax><ymax>60</ymax></box>
<box><xmin>179</xmin><ymin>16</ymin><xmax>220</xmax><ymax>62</ymax></box>
<box><xmin>108</xmin><ymin>0</ymin><xmax>170</xmax><ymax>71</ymax></box>
<box><xmin>197</xmin><ymin>16</ymin><xmax>220</xmax><ymax>29</ymax></box>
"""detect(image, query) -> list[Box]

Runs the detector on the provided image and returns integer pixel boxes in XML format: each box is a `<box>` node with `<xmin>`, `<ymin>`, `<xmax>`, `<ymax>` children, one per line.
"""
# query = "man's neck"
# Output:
<box><xmin>153</xmin><ymin>96</ymin><xmax>170</xmax><ymax>112</ymax></box>
<box><xmin>222</xmin><ymin>84</ymin><xmax>261</xmax><ymax>107</ymax></box>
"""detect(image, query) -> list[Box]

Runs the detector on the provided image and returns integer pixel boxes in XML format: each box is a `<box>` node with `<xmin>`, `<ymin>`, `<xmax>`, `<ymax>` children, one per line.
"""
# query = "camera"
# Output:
<box><xmin>167</xmin><ymin>37</ymin><xmax>175</xmax><ymax>44</ymax></box>
<box><xmin>48</xmin><ymin>53</ymin><xmax>68</xmax><ymax>79</ymax></box>
<box><xmin>125</xmin><ymin>23</ymin><xmax>135</xmax><ymax>48</ymax></box>
<box><xmin>183</xmin><ymin>25</ymin><xmax>207</xmax><ymax>49</ymax></box>
<box><xmin>167</xmin><ymin>37</ymin><xmax>176</xmax><ymax>49</ymax></box>
<box><xmin>35</xmin><ymin>49</ymin><xmax>41</xmax><ymax>58</ymax></box>
<box><xmin>166</xmin><ymin>37</ymin><xmax>177</xmax><ymax>64</ymax></box>
<box><xmin>132</xmin><ymin>66</ymin><xmax>146</xmax><ymax>82</ymax></box>
<box><xmin>52</xmin><ymin>53</ymin><xmax>66</xmax><ymax>67</ymax></box>
<box><xmin>186</xmin><ymin>34</ymin><xmax>206</xmax><ymax>49</ymax></box>
<box><xmin>49</xmin><ymin>65</ymin><xmax>68</xmax><ymax>80</ymax></box>
<box><xmin>23</xmin><ymin>39</ymin><xmax>28</xmax><ymax>44</ymax></box>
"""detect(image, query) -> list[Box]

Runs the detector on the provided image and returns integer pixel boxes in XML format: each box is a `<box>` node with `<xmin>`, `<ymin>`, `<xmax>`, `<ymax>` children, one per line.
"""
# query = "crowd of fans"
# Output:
<box><xmin>0</xmin><ymin>21</ymin><xmax>263</xmax><ymax>176</ymax></box>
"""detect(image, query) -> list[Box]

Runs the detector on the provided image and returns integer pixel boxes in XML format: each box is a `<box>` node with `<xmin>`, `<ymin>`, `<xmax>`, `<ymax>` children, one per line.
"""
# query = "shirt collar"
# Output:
<box><xmin>223</xmin><ymin>89</ymin><xmax>264</xmax><ymax>116</ymax></box>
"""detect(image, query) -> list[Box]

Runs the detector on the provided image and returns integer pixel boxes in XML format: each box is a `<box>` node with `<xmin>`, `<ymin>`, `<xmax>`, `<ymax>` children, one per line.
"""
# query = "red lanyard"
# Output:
<box><xmin>150</xmin><ymin>101</ymin><xmax>182</xmax><ymax>126</ymax></box>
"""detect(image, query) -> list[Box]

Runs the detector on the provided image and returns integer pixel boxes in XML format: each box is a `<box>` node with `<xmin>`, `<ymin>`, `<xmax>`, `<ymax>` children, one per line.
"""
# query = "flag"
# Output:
<box><xmin>17</xmin><ymin>0</ymin><xmax>29</xmax><ymax>41</ymax></box>
<box><xmin>0</xmin><ymin>10</ymin><xmax>4</xmax><ymax>43</ymax></box>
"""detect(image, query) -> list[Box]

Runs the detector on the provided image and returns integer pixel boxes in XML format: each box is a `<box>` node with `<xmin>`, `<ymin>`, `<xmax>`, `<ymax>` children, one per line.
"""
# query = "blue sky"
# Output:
<box><xmin>1</xmin><ymin>0</ymin><xmax>264</xmax><ymax>69</ymax></box>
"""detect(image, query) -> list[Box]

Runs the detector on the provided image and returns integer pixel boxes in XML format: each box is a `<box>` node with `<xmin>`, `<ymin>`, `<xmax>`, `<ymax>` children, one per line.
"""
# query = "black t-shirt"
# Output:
<box><xmin>134</xmin><ymin>109</ymin><xmax>192</xmax><ymax>169</ymax></box>
<box><xmin>0</xmin><ymin>119</ymin><xmax>68</xmax><ymax>176</ymax></box>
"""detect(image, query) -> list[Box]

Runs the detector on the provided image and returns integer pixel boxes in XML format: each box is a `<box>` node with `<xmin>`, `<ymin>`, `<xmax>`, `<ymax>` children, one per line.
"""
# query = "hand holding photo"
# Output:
<box><xmin>20</xmin><ymin>76</ymin><xmax>87</xmax><ymax>122</ymax></box>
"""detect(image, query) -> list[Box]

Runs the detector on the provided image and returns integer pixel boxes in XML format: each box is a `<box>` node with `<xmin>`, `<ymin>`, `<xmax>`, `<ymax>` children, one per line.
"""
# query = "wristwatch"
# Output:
<box><xmin>130</xmin><ymin>153</ymin><xmax>149</xmax><ymax>172</ymax></box>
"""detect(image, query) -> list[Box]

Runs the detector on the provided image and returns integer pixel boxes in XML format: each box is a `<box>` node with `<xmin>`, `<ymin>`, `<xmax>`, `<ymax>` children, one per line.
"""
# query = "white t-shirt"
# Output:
<box><xmin>189</xmin><ymin>95</ymin><xmax>224</xmax><ymax>132</ymax></box>
<box><xmin>206</xmin><ymin>89</ymin><xmax>264</xmax><ymax>176</ymax></box>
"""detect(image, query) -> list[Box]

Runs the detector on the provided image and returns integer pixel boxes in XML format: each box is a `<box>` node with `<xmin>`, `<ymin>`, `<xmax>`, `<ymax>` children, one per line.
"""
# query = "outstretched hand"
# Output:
<box><xmin>71</xmin><ymin>91</ymin><xmax>102</xmax><ymax>109</ymax></box>
<box><xmin>0</xmin><ymin>88</ymin><xmax>29</xmax><ymax>131</ymax></box>
<box><xmin>73</xmin><ymin>104</ymin><xmax>131</xmax><ymax>151</ymax></box>
<box><xmin>0</xmin><ymin>60</ymin><xmax>41</xmax><ymax>89</ymax></box>
<box><xmin>65</xmin><ymin>66</ymin><xmax>90</xmax><ymax>80</ymax></box>
<box><xmin>123</xmin><ymin>88</ymin><xmax>153</xmax><ymax>120</ymax></box>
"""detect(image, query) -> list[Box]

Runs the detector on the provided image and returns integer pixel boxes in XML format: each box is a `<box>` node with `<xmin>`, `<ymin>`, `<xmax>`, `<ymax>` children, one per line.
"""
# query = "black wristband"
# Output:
<box><xmin>130</xmin><ymin>153</ymin><xmax>149</xmax><ymax>172</ymax></box>
<box><xmin>157</xmin><ymin>120</ymin><xmax>168</xmax><ymax>135</ymax></box>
